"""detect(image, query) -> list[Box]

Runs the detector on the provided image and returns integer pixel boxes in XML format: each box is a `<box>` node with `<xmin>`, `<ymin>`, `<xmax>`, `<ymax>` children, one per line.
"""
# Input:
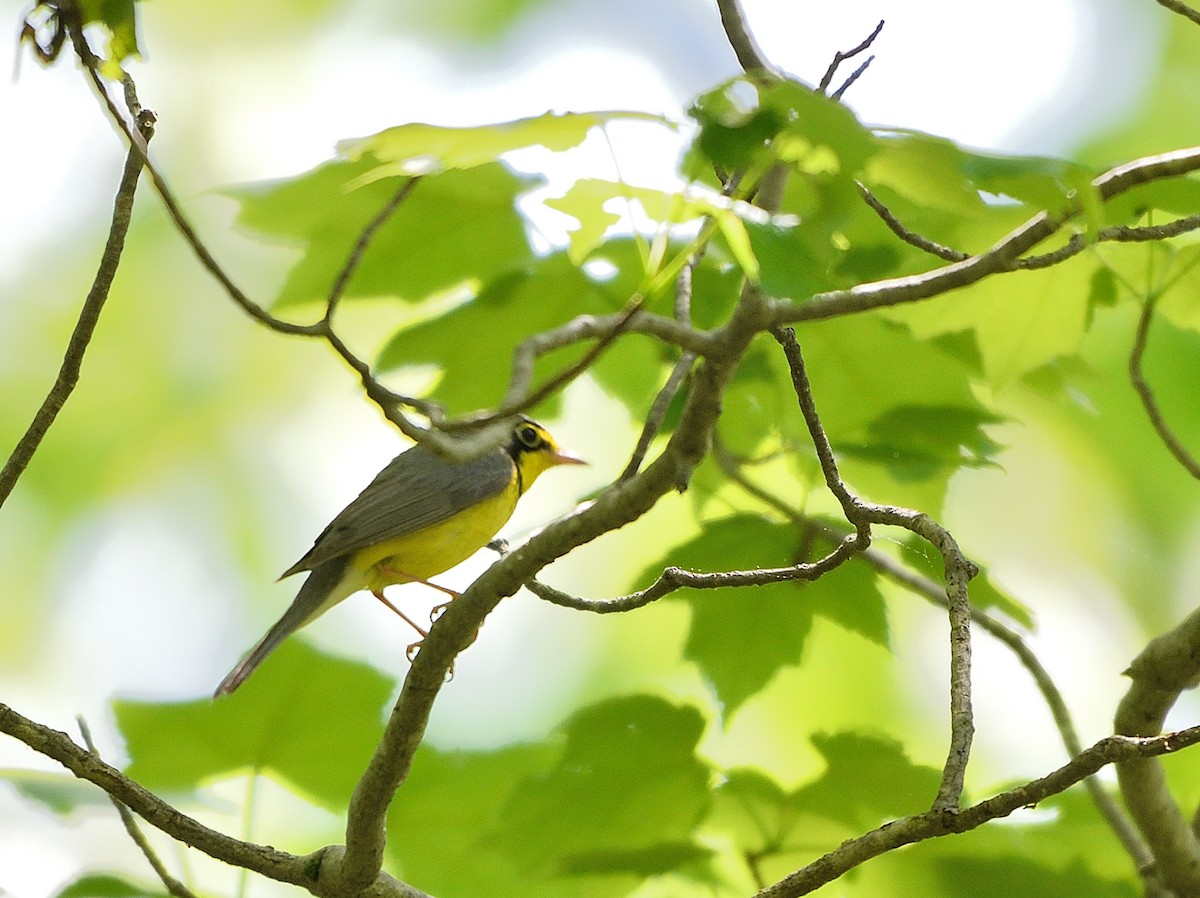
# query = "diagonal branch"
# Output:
<box><xmin>77</xmin><ymin>717</ymin><xmax>199</xmax><ymax>898</ymax></box>
<box><xmin>818</xmin><ymin>19</ymin><xmax>885</xmax><ymax>94</ymax></box>
<box><xmin>337</xmin><ymin>283</ymin><xmax>777</xmax><ymax>894</ymax></box>
<box><xmin>756</xmin><ymin>726</ymin><xmax>1200</xmax><ymax>897</ymax></box>
<box><xmin>1157</xmin><ymin>0</ymin><xmax>1200</xmax><ymax>26</ymax></box>
<box><xmin>0</xmin><ymin>702</ymin><xmax>429</xmax><ymax>897</ymax></box>
<box><xmin>0</xmin><ymin>137</ymin><xmax>147</xmax><ymax>509</ymax></box>
<box><xmin>790</xmin><ymin>147</ymin><xmax>1200</xmax><ymax>325</ymax></box>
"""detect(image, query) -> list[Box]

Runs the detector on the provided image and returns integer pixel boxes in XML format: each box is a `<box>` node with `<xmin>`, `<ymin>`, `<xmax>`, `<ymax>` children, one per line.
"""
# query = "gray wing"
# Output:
<box><xmin>280</xmin><ymin>446</ymin><xmax>515</xmax><ymax>577</ymax></box>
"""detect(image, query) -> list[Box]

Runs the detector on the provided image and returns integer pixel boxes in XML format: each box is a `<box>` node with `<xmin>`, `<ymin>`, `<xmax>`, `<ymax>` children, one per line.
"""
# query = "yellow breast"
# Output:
<box><xmin>352</xmin><ymin>475</ymin><xmax>521</xmax><ymax>594</ymax></box>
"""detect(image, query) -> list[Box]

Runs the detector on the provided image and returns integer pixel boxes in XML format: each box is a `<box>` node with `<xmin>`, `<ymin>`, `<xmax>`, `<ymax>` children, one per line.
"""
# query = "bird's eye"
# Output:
<box><xmin>516</xmin><ymin>424</ymin><xmax>542</xmax><ymax>448</ymax></box>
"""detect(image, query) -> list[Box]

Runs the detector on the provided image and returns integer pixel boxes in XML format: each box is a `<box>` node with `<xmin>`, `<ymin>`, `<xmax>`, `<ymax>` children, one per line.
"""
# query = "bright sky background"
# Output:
<box><xmin>0</xmin><ymin>0</ymin><xmax>1167</xmax><ymax>895</ymax></box>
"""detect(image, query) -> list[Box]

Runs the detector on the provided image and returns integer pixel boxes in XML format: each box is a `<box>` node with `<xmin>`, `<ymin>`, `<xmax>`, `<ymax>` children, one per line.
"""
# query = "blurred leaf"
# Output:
<box><xmin>115</xmin><ymin>641</ymin><xmax>391</xmax><ymax>810</ymax></box>
<box><xmin>868</xmin><ymin>132</ymin><xmax>988</xmax><ymax>216</ymax></box>
<box><xmin>377</xmin><ymin>251</ymin><xmax>644</xmax><ymax>415</ymax></box>
<box><xmin>489</xmin><ymin>695</ymin><xmax>711</xmax><ymax>875</ymax></box>
<box><xmin>387</xmin><ymin>743</ymin><xmax>568</xmax><ymax>897</ymax></box>
<box><xmin>792</xmin><ymin>731</ymin><xmax>941</xmax><ymax>829</ymax></box>
<box><xmin>881</xmin><ymin>249</ymin><xmax>1093</xmax><ymax>386</ymax></box>
<box><xmin>834</xmin><ymin>404</ymin><xmax>1005</xmax><ymax>482</ymax></box>
<box><xmin>639</xmin><ymin>515</ymin><xmax>887</xmax><ymax>712</ymax></box>
<box><xmin>0</xmin><ymin>769</ymin><xmax>112</xmax><ymax>816</ymax></box>
<box><xmin>935</xmin><ymin>857</ymin><xmax>1135</xmax><ymax>898</ymax></box>
<box><xmin>690</xmin><ymin>78</ymin><xmax>875</xmax><ymax>177</ymax></box>
<box><xmin>225</xmin><ymin>159</ymin><xmax>537</xmax><ymax>307</ymax></box>
<box><xmin>78</xmin><ymin>0</ymin><xmax>140</xmax><ymax>66</ymax></box>
<box><xmin>340</xmin><ymin>111</ymin><xmax>669</xmax><ymax>180</ymax></box>
<box><xmin>54</xmin><ymin>873</ymin><xmax>168</xmax><ymax>898</ymax></box>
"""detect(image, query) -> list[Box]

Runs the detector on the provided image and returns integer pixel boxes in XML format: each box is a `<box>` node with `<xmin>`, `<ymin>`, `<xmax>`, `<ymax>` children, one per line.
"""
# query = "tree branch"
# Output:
<box><xmin>769</xmin><ymin>325</ymin><xmax>975</xmax><ymax>809</ymax></box>
<box><xmin>756</xmin><ymin>726</ymin><xmax>1200</xmax><ymax>897</ymax></box>
<box><xmin>1115</xmin><ymin>606</ymin><xmax>1200</xmax><ymax>896</ymax></box>
<box><xmin>0</xmin><ymin>136</ymin><xmax>147</xmax><ymax>508</ymax></box>
<box><xmin>715</xmin><ymin>0</ymin><xmax>786</xmax><ymax>80</ymax></box>
<box><xmin>0</xmin><ymin>702</ymin><xmax>431</xmax><ymax>897</ymax></box>
<box><xmin>788</xmin><ymin>147</ymin><xmax>1200</xmax><ymax>325</ymax></box>
<box><xmin>1157</xmin><ymin>0</ymin><xmax>1200</xmax><ymax>26</ymax></box>
<box><xmin>338</xmin><ymin>282</ymin><xmax>778</xmax><ymax>894</ymax></box>
<box><xmin>77</xmin><ymin>717</ymin><xmax>199</xmax><ymax>898</ymax></box>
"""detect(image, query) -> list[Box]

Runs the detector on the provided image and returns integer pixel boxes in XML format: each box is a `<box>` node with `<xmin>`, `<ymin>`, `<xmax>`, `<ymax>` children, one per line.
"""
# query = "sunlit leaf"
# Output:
<box><xmin>489</xmin><ymin>695</ymin><xmax>711</xmax><ymax>874</ymax></box>
<box><xmin>339</xmin><ymin>111</ymin><xmax>670</xmax><ymax>181</ymax></box>
<box><xmin>225</xmin><ymin>159</ymin><xmax>537</xmax><ymax>307</ymax></box>
<box><xmin>0</xmin><ymin>769</ymin><xmax>112</xmax><ymax>816</ymax></box>
<box><xmin>638</xmin><ymin>515</ymin><xmax>887</xmax><ymax>712</ymax></box>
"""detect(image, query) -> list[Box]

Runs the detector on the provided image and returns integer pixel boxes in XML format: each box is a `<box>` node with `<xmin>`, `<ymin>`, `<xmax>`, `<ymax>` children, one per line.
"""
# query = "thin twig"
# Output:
<box><xmin>1129</xmin><ymin>296</ymin><xmax>1200</xmax><ymax>479</ymax></box>
<box><xmin>620</xmin><ymin>258</ymin><xmax>701</xmax><ymax>481</ymax></box>
<box><xmin>77</xmin><ymin>717</ymin><xmax>199</xmax><ymax>898</ymax></box>
<box><xmin>770</xmin><ymin>325</ymin><xmax>975</xmax><ymax>810</ymax></box>
<box><xmin>1157</xmin><ymin>0</ymin><xmax>1200</xmax><ymax>26</ymax></box>
<box><xmin>818</xmin><ymin>20</ymin><xmax>885</xmax><ymax>94</ymax></box>
<box><xmin>324</xmin><ymin>177</ymin><xmax>422</xmax><ymax>320</ymax></box>
<box><xmin>0</xmin><ymin>140</ymin><xmax>146</xmax><ymax>508</ymax></box>
<box><xmin>857</xmin><ymin>183</ymin><xmax>969</xmax><ymax>262</ymax></box>
<box><xmin>830</xmin><ymin>56</ymin><xmax>875</xmax><ymax>101</ymax></box>
<box><xmin>715</xmin><ymin>0</ymin><xmax>785</xmax><ymax>79</ymax></box>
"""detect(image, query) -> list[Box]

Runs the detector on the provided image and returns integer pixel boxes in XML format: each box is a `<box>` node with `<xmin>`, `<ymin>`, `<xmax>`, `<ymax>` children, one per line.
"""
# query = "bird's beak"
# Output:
<box><xmin>550</xmin><ymin>449</ymin><xmax>587</xmax><ymax>466</ymax></box>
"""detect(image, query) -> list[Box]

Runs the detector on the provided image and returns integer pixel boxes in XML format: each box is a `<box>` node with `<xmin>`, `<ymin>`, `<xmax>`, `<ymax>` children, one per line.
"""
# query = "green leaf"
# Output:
<box><xmin>54</xmin><ymin>873</ymin><xmax>169</xmax><ymax>898</ymax></box>
<box><xmin>792</xmin><ymin>731</ymin><xmax>942</xmax><ymax>829</ymax></box>
<box><xmin>115</xmin><ymin>641</ymin><xmax>392</xmax><ymax>809</ymax></box>
<box><xmin>376</xmin><ymin>252</ymin><xmax>619</xmax><ymax>414</ymax></box>
<box><xmin>0</xmin><ymin>769</ymin><xmax>112</xmax><ymax>816</ymax></box>
<box><xmin>225</xmin><ymin>159</ymin><xmax>537</xmax><ymax>307</ymax></box>
<box><xmin>880</xmin><ymin>249</ymin><xmax>1094</xmax><ymax>386</ymax></box>
<box><xmin>78</xmin><ymin>0</ymin><xmax>140</xmax><ymax>66</ymax></box>
<box><xmin>868</xmin><ymin>132</ymin><xmax>987</xmax><ymax>216</ymax></box>
<box><xmin>339</xmin><ymin>111</ymin><xmax>670</xmax><ymax>180</ymax></box>
<box><xmin>386</xmin><ymin>742</ymin><xmax>563</xmax><ymax>897</ymax></box>
<box><xmin>489</xmin><ymin>695</ymin><xmax>711</xmax><ymax>874</ymax></box>
<box><xmin>834</xmin><ymin>404</ymin><xmax>1005</xmax><ymax>482</ymax></box>
<box><xmin>934</xmin><ymin>857</ymin><xmax>1136</xmax><ymax>898</ymax></box>
<box><xmin>639</xmin><ymin>515</ymin><xmax>887</xmax><ymax>712</ymax></box>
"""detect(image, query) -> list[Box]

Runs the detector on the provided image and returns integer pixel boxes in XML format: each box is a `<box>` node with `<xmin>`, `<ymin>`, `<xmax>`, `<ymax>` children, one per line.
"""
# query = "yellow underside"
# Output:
<box><xmin>344</xmin><ymin>478</ymin><xmax>520</xmax><ymax>598</ymax></box>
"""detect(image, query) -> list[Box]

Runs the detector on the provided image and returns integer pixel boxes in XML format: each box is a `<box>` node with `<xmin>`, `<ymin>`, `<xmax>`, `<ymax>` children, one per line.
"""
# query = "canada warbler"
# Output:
<box><xmin>214</xmin><ymin>418</ymin><xmax>583</xmax><ymax>696</ymax></box>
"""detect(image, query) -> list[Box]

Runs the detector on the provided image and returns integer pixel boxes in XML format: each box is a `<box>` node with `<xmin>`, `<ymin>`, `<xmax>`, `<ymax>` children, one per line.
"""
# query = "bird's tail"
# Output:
<box><xmin>213</xmin><ymin>556</ymin><xmax>351</xmax><ymax>698</ymax></box>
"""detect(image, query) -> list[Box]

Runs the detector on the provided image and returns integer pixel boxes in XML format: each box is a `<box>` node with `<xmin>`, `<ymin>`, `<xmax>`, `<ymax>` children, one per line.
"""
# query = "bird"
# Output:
<box><xmin>214</xmin><ymin>417</ymin><xmax>584</xmax><ymax>697</ymax></box>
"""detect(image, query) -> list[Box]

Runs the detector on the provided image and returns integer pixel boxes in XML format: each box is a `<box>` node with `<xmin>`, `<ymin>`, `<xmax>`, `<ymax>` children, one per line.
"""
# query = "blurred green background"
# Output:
<box><xmin>2</xmin><ymin>1</ymin><xmax>1200</xmax><ymax>897</ymax></box>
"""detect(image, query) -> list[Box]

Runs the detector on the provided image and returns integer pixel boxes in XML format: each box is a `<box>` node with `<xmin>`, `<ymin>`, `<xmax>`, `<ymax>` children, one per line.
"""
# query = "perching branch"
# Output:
<box><xmin>0</xmin><ymin>134</ymin><xmax>148</xmax><ymax>509</ymax></box>
<box><xmin>338</xmin><ymin>282</ymin><xmax>778</xmax><ymax>893</ymax></box>
<box><xmin>715</xmin><ymin>0</ymin><xmax>786</xmax><ymax>81</ymax></box>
